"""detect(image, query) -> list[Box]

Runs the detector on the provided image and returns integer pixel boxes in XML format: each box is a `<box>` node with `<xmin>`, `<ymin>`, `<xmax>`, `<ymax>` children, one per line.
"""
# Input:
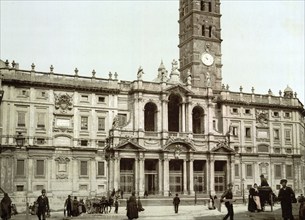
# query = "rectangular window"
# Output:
<box><xmin>202</xmin><ymin>25</ymin><xmax>205</xmax><ymax>36</ymax></box>
<box><xmin>80</xmin><ymin>140</ymin><xmax>88</xmax><ymax>146</ymax></box>
<box><xmin>245</xmin><ymin>109</ymin><xmax>251</xmax><ymax>114</ymax></box>
<box><xmin>245</xmin><ymin>127</ymin><xmax>251</xmax><ymax>138</ymax></box>
<box><xmin>286</xmin><ymin>165</ymin><xmax>293</xmax><ymax>178</ymax></box>
<box><xmin>285</xmin><ymin>130</ymin><xmax>291</xmax><ymax>141</ymax></box>
<box><xmin>36</xmin><ymin>160</ymin><xmax>45</xmax><ymax>176</ymax></box>
<box><xmin>273</xmin><ymin>111</ymin><xmax>279</xmax><ymax>117</ymax></box>
<box><xmin>17</xmin><ymin>112</ymin><xmax>26</xmax><ymax>127</ymax></box>
<box><xmin>246</xmin><ymin>164</ymin><xmax>253</xmax><ymax>178</ymax></box>
<box><xmin>81</xmin><ymin>116</ymin><xmax>88</xmax><ymax>130</ymax></box>
<box><xmin>97</xmin><ymin>161</ymin><xmax>105</xmax><ymax>176</ymax></box>
<box><xmin>274</xmin><ymin>129</ymin><xmax>280</xmax><ymax>140</ymax></box>
<box><xmin>37</xmin><ymin>113</ymin><xmax>45</xmax><ymax>129</ymax></box>
<box><xmin>234</xmin><ymin>164</ymin><xmax>239</xmax><ymax>177</ymax></box>
<box><xmin>208</xmin><ymin>2</ymin><xmax>212</xmax><ymax>12</ymax></box>
<box><xmin>232</xmin><ymin>126</ymin><xmax>238</xmax><ymax>136</ymax></box>
<box><xmin>97</xmin><ymin>140</ymin><xmax>105</xmax><ymax>148</ymax></box>
<box><xmin>80</xmin><ymin>95</ymin><xmax>89</xmax><ymax>102</ymax></box>
<box><xmin>98</xmin><ymin>117</ymin><xmax>105</xmax><ymax>131</ymax></box>
<box><xmin>118</xmin><ymin>114</ymin><xmax>127</xmax><ymax>127</ymax></box>
<box><xmin>275</xmin><ymin>164</ymin><xmax>282</xmax><ymax>178</ymax></box>
<box><xmin>16</xmin><ymin>185</ymin><xmax>24</xmax><ymax>191</ymax></box>
<box><xmin>16</xmin><ymin>159</ymin><xmax>25</xmax><ymax>176</ymax></box>
<box><xmin>98</xmin><ymin>96</ymin><xmax>105</xmax><ymax>103</ymax></box>
<box><xmin>80</xmin><ymin>161</ymin><xmax>88</xmax><ymax>176</ymax></box>
<box><xmin>37</xmin><ymin>138</ymin><xmax>45</xmax><ymax>145</ymax></box>
<box><xmin>284</xmin><ymin>112</ymin><xmax>290</xmax><ymax>118</ymax></box>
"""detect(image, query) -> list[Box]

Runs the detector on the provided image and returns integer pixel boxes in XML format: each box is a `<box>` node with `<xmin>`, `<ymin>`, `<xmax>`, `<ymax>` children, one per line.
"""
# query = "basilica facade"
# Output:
<box><xmin>0</xmin><ymin>0</ymin><xmax>305</xmax><ymax>210</ymax></box>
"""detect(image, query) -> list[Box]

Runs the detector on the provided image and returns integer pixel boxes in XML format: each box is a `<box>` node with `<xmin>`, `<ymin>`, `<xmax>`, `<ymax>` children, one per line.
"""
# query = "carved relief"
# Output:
<box><xmin>256</xmin><ymin>110</ymin><xmax>268</xmax><ymax>127</ymax></box>
<box><xmin>55</xmin><ymin>156</ymin><xmax>70</xmax><ymax>179</ymax></box>
<box><xmin>54</xmin><ymin>93</ymin><xmax>73</xmax><ymax>113</ymax></box>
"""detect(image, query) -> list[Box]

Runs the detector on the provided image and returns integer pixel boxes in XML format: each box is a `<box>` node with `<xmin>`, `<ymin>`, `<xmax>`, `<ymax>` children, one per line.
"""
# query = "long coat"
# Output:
<box><xmin>278</xmin><ymin>186</ymin><xmax>295</xmax><ymax>219</ymax></box>
<box><xmin>126</xmin><ymin>195</ymin><xmax>138</xmax><ymax>220</ymax></box>
<box><xmin>1</xmin><ymin>194</ymin><xmax>12</xmax><ymax>220</ymax></box>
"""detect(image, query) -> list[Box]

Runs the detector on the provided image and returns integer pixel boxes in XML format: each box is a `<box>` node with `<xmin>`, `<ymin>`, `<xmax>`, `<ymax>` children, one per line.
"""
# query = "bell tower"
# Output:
<box><xmin>179</xmin><ymin>0</ymin><xmax>222</xmax><ymax>90</ymax></box>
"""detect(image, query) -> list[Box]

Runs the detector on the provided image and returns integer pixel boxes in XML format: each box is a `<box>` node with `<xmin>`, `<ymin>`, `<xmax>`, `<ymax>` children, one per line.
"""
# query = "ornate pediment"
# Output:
<box><xmin>114</xmin><ymin>140</ymin><xmax>146</xmax><ymax>151</ymax></box>
<box><xmin>166</xmin><ymin>84</ymin><xmax>194</xmax><ymax>95</ymax></box>
<box><xmin>164</xmin><ymin>142</ymin><xmax>196</xmax><ymax>152</ymax></box>
<box><xmin>211</xmin><ymin>141</ymin><xmax>235</xmax><ymax>153</ymax></box>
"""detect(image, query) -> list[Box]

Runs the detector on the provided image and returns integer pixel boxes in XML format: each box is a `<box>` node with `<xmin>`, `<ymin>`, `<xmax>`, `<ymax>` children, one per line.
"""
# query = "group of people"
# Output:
<box><xmin>63</xmin><ymin>195</ymin><xmax>87</xmax><ymax>217</ymax></box>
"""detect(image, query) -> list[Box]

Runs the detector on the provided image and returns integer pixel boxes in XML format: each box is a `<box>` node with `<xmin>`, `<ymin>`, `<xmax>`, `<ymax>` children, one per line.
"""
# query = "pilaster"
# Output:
<box><xmin>183</xmin><ymin>159</ymin><xmax>187</xmax><ymax>194</ymax></box>
<box><xmin>163</xmin><ymin>158</ymin><xmax>169</xmax><ymax>196</ymax></box>
<box><xmin>188</xmin><ymin>159</ymin><xmax>194</xmax><ymax>195</ymax></box>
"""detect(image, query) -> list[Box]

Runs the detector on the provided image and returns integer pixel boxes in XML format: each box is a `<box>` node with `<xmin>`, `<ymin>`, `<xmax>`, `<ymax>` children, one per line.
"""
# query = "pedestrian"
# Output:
<box><xmin>126</xmin><ymin>191</ymin><xmax>138</xmax><ymax>220</ymax></box>
<box><xmin>72</xmin><ymin>196</ymin><xmax>79</xmax><ymax>216</ymax></box>
<box><xmin>121</xmin><ymin>190</ymin><xmax>124</xmax><ymax>199</ymax></box>
<box><xmin>138</xmin><ymin>197</ymin><xmax>144</xmax><ymax>212</ymax></box>
<box><xmin>221</xmin><ymin>183</ymin><xmax>235</xmax><ymax>220</ymax></box>
<box><xmin>298</xmin><ymin>194</ymin><xmax>305</xmax><ymax>220</ymax></box>
<box><xmin>1</xmin><ymin>193</ymin><xmax>12</xmax><ymax>220</ymax></box>
<box><xmin>278</xmin><ymin>179</ymin><xmax>295</xmax><ymax>220</ymax></box>
<box><xmin>114</xmin><ymin>196</ymin><xmax>119</xmax><ymax>214</ymax></box>
<box><xmin>36</xmin><ymin>189</ymin><xmax>50</xmax><ymax>220</ymax></box>
<box><xmin>173</xmin><ymin>193</ymin><xmax>180</xmax><ymax>214</ymax></box>
<box><xmin>144</xmin><ymin>190</ymin><xmax>148</xmax><ymax>198</ymax></box>
<box><xmin>248</xmin><ymin>183</ymin><xmax>261</xmax><ymax>212</ymax></box>
<box><xmin>64</xmin><ymin>195</ymin><xmax>72</xmax><ymax>217</ymax></box>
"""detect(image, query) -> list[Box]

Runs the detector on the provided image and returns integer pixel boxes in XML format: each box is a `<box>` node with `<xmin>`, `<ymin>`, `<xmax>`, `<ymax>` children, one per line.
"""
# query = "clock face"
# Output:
<box><xmin>201</xmin><ymin>53</ymin><xmax>214</xmax><ymax>66</ymax></box>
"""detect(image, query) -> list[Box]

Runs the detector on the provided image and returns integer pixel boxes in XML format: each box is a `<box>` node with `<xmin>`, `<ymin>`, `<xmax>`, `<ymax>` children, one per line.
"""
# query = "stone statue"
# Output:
<box><xmin>112</xmin><ymin>115</ymin><xmax>119</xmax><ymax>129</ymax></box>
<box><xmin>206</xmin><ymin>72</ymin><xmax>211</xmax><ymax>87</ymax></box>
<box><xmin>137</xmin><ymin>66</ymin><xmax>144</xmax><ymax>80</ymax></box>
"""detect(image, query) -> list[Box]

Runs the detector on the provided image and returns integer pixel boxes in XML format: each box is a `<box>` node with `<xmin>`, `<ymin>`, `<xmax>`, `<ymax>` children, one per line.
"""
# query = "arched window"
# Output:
<box><xmin>168</xmin><ymin>94</ymin><xmax>182</xmax><ymax>132</ymax></box>
<box><xmin>209</xmin><ymin>26</ymin><xmax>212</xmax><ymax>38</ymax></box>
<box><xmin>202</xmin><ymin>25</ymin><xmax>205</xmax><ymax>36</ymax></box>
<box><xmin>144</xmin><ymin>102</ymin><xmax>157</xmax><ymax>131</ymax></box>
<box><xmin>192</xmin><ymin>106</ymin><xmax>204</xmax><ymax>134</ymax></box>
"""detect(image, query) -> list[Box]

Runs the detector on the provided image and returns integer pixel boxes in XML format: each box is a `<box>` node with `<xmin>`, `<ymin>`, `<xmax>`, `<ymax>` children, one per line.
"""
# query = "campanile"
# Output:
<box><xmin>179</xmin><ymin>0</ymin><xmax>222</xmax><ymax>90</ymax></box>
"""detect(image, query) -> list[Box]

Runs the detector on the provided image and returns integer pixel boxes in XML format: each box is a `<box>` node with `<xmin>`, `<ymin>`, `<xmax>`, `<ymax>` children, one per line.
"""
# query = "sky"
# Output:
<box><xmin>0</xmin><ymin>0</ymin><xmax>304</xmax><ymax>103</ymax></box>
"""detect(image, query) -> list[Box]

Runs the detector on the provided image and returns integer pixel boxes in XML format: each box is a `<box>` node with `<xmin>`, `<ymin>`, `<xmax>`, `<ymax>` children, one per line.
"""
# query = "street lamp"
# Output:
<box><xmin>241</xmin><ymin>178</ymin><xmax>245</xmax><ymax>204</ymax></box>
<box><xmin>15</xmin><ymin>132</ymin><xmax>28</xmax><ymax>219</ymax></box>
<box><xmin>194</xmin><ymin>177</ymin><xmax>198</xmax><ymax>205</ymax></box>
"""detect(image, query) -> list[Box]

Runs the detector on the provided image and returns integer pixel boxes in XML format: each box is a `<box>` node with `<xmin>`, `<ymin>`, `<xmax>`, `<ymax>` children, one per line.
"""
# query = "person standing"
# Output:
<box><xmin>114</xmin><ymin>196</ymin><xmax>119</xmax><ymax>214</ymax></box>
<box><xmin>64</xmin><ymin>195</ymin><xmax>72</xmax><ymax>217</ymax></box>
<box><xmin>278</xmin><ymin>179</ymin><xmax>295</xmax><ymax>220</ymax></box>
<box><xmin>72</xmin><ymin>196</ymin><xmax>79</xmax><ymax>217</ymax></box>
<box><xmin>36</xmin><ymin>189</ymin><xmax>50</xmax><ymax>220</ymax></box>
<box><xmin>1</xmin><ymin>193</ymin><xmax>12</xmax><ymax>220</ymax></box>
<box><xmin>260</xmin><ymin>174</ymin><xmax>269</xmax><ymax>187</ymax></box>
<box><xmin>221</xmin><ymin>183</ymin><xmax>235</xmax><ymax>220</ymax></box>
<box><xmin>173</xmin><ymin>193</ymin><xmax>180</xmax><ymax>214</ymax></box>
<box><xmin>126</xmin><ymin>192</ymin><xmax>138</xmax><ymax>220</ymax></box>
<box><xmin>248</xmin><ymin>183</ymin><xmax>261</xmax><ymax>212</ymax></box>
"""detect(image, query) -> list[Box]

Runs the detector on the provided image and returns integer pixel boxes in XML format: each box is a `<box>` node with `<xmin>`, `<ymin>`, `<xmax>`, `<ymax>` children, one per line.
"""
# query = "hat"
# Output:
<box><xmin>260</xmin><ymin>174</ymin><xmax>264</xmax><ymax>178</ymax></box>
<box><xmin>280</xmin><ymin>179</ymin><xmax>287</xmax><ymax>184</ymax></box>
<box><xmin>41</xmin><ymin>189</ymin><xmax>46</xmax><ymax>193</ymax></box>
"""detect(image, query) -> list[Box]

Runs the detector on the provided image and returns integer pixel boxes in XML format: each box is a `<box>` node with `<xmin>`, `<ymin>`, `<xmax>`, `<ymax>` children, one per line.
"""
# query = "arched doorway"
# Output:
<box><xmin>144</xmin><ymin>102</ymin><xmax>157</xmax><ymax>131</ymax></box>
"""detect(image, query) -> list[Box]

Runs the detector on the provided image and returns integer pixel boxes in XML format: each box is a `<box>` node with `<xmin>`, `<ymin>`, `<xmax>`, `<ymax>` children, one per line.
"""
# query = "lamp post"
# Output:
<box><xmin>241</xmin><ymin>178</ymin><xmax>245</xmax><ymax>204</ymax></box>
<box><xmin>15</xmin><ymin>132</ymin><xmax>28</xmax><ymax>219</ymax></box>
<box><xmin>194</xmin><ymin>177</ymin><xmax>198</xmax><ymax>205</ymax></box>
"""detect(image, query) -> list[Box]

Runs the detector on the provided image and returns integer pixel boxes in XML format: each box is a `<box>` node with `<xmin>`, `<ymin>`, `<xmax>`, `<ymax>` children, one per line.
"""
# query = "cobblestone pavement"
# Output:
<box><xmin>10</xmin><ymin>203</ymin><xmax>300</xmax><ymax>220</ymax></box>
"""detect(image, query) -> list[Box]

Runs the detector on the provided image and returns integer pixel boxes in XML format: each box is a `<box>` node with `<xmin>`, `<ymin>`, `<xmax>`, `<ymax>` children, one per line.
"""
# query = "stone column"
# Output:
<box><xmin>158</xmin><ymin>159</ymin><xmax>163</xmax><ymax>195</ymax></box>
<box><xmin>138</xmin><ymin>96</ymin><xmax>144</xmax><ymax>131</ymax></box>
<box><xmin>230</xmin><ymin>159</ymin><xmax>235</xmax><ymax>184</ymax></box>
<box><xmin>28</xmin><ymin>158</ymin><xmax>33</xmax><ymax>193</ymax></box>
<box><xmin>186</xmin><ymin>100</ymin><xmax>192</xmax><ymax>133</ymax></box>
<box><xmin>135</xmin><ymin>158</ymin><xmax>139</xmax><ymax>194</ymax></box>
<box><xmin>134</xmin><ymin>95</ymin><xmax>139</xmax><ymax>130</ymax></box>
<box><xmin>113</xmin><ymin>157</ymin><xmax>120</xmax><ymax>191</ymax></box>
<box><xmin>206</xmin><ymin>159</ymin><xmax>210</xmax><ymax>194</ymax></box>
<box><xmin>183</xmin><ymin>159</ymin><xmax>187</xmax><ymax>194</ymax></box>
<box><xmin>189</xmin><ymin>159</ymin><xmax>194</xmax><ymax>195</ymax></box>
<box><xmin>108</xmin><ymin>158</ymin><xmax>114</xmax><ymax>191</ymax></box>
<box><xmin>210</xmin><ymin>158</ymin><xmax>215</xmax><ymax>195</ymax></box>
<box><xmin>139</xmin><ymin>158</ymin><xmax>145</xmax><ymax>195</ymax></box>
<box><xmin>72</xmin><ymin>158</ymin><xmax>78</xmax><ymax>192</ymax></box>
<box><xmin>181</xmin><ymin>102</ymin><xmax>186</xmax><ymax>132</ymax></box>
<box><xmin>161</xmin><ymin>95</ymin><xmax>168</xmax><ymax>132</ymax></box>
<box><xmin>163</xmin><ymin>158</ymin><xmax>169</xmax><ymax>196</ymax></box>
<box><xmin>90</xmin><ymin>159</ymin><xmax>96</xmax><ymax>195</ymax></box>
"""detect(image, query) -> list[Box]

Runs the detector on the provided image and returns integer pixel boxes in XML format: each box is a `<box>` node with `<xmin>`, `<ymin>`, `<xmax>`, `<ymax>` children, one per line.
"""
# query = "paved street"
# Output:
<box><xmin>10</xmin><ymin>203</ymin><xmax>301</xmax><ymax>220</ymax></box>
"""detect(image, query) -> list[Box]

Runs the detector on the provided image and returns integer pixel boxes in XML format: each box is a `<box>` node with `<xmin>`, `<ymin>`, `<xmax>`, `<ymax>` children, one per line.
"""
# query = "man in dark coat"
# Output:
<box><xmin>260</xmin><ymin>174</ymin><xmax>269</xmax><ymax>187</ymax></box>
<box><xmin>64</xmin><ymin>195</ymin><xmax>72</xmax><ymax>217</ymax></box>
<box><xmin>278</xmin><ymin>179</ymin><xmax>295</xmax><ymax>220</ymax></box>
<box><xmin>126</xmin><ymin>192</ymin><xmax>138</xmax><ymax>220</ymax></box>
<box><xmin>36</xmin><ymin>189</ymin><xmax>50</xmax><ymax>220</ymax></box>
<box><xmin>221</xmin><ymin>183</ymin><xmax>235</xmax><ymax>220</ymax></box>
<box><xmin>1</xmin><ymin>193</ymin><xmax>12</xmax><ymax>220</ymax></box>
<box><xmin>173</xmin><ymin>193</ymin><xmax>180</xmax><ymax>214</ymax></box>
